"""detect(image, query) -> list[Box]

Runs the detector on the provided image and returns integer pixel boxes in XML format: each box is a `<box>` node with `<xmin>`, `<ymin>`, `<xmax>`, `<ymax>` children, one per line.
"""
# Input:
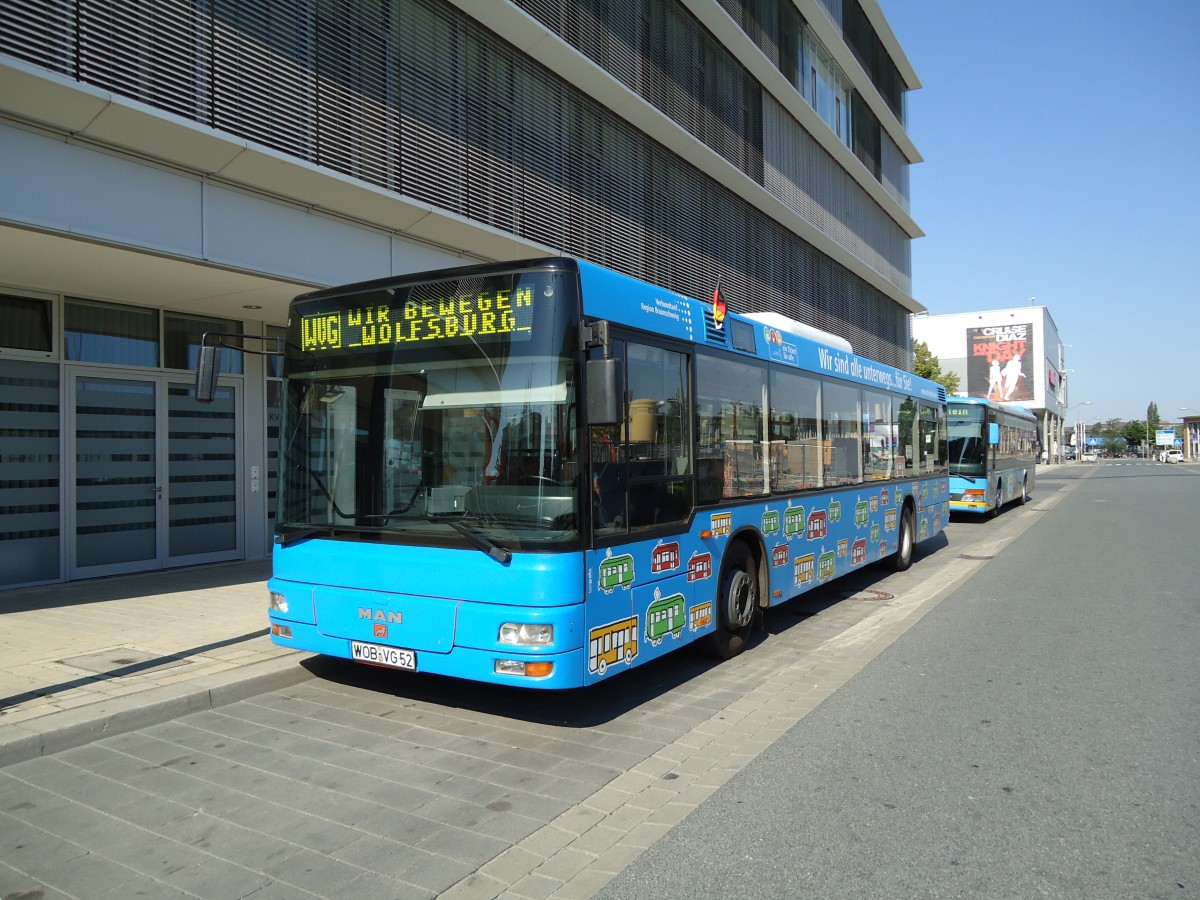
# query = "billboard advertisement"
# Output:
<box><xmin>967</xmin><ymin>323</ymin><xmax>1034</xmax><ymax>402</ymax></box>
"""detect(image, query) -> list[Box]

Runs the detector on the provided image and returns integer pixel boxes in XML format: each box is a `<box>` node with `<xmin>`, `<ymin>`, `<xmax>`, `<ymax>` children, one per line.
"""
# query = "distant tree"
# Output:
<box><xmin>1102</xmin><ymin>437</ymin><xmax>1127</xmax><ymax>458</ymax></box>
<box><xmin>1124</xmin><ymin>420</ymin><xmax>1147</xmax><ymax>446</ymax></box>
<box><xmin>913</xmin><ymin>340</ymin><xmax>961</xmax><ymax>394</ymax></box>
<box><xmin>1147</xmin><ymin>402</ymin><xmax>1161</xmax><ymax>454</ymax></box>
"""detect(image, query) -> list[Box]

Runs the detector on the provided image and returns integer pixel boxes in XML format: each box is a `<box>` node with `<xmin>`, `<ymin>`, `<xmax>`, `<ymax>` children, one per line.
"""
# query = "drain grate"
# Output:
<box><xmin>58</xmin><ymin>647</ymin><xmax>188</xmax><ymax>676</ymax></box>
<box><xmin>840</xmin><ymin>589</ymin><xmax>894</xmax><ymax>602</ymax></box>
<box><xmin>959</xmin><ymin>554</ymin><xmax>995</xmax><ymax>561</ymax></box>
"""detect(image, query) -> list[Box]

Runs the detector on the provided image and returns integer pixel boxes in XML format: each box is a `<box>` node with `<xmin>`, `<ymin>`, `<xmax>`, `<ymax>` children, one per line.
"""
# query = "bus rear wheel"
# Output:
<box><xmin>890</xmin><ymin>504</ymin><xmax>915</xmax><ymax>572</ymax></box>
<box><xmin>703</xmin><ymin>543</ymin><xmax>758</xmax><ymax>660</ymax></box>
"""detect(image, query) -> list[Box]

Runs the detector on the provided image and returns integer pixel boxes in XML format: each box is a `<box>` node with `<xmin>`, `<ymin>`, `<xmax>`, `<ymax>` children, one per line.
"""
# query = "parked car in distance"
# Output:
<box><xmin>1081</xmin><ymin>451</ymin><xmax>1099</xmax><ymax>462</ymax></box>
<box><xmin>1163</xmin><ymin>449</ymin><xmax>1183</xmax><ymax>464</ymax></box>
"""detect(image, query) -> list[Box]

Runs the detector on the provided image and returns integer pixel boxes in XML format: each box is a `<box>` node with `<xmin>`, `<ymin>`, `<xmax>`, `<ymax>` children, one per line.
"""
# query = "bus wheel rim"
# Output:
<box><xmin>725</xmin><ymin>569</ymin><xmax>755</xmax><ymax>629</ymax></box>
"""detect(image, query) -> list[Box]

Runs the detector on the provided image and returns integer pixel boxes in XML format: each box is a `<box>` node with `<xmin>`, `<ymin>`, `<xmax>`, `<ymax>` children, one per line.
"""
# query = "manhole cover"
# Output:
<box><xmin>58</xmin><ymin>647</ymin><xmax>188</xmax><ymax>676</ymax></box>
<box><xmin>840</xmin><ymin>589</ymin><xmax>894</xmax><ymax>602</ymax></box>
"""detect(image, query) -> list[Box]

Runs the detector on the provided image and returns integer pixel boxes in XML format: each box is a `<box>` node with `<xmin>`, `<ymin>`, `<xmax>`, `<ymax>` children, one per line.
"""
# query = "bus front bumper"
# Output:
<box><xmin>268</xmin><ymin>616</ymin><xmax>589</xmax><ymax>690</ymax></box>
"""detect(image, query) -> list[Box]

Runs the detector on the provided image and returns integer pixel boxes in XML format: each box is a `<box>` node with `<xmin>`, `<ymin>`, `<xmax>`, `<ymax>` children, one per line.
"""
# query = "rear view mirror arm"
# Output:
<box><xmin>195</xmin><ymin>332</ymin><xmax>284</xmax><ymax>403</ymax></box>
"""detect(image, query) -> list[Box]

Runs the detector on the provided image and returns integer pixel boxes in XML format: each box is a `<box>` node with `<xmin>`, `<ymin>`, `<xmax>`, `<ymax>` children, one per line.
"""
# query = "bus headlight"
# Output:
<box><xmin>498</xmin><ymin>622</ymin><xmax>554</xmax><ymax>646</ymax></box>
<box><xmin>269</xmin><ymin>591</ymin><xmax>288</xmax><ymax>614</ymax></box>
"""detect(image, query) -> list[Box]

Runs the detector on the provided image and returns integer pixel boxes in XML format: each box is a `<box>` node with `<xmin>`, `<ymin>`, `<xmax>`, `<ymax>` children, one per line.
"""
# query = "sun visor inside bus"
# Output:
<box><xmin>422</xmin><ymin>359</ymin><xmax>567</xmax><ymax>409</ymax></box>
<box><xmin>423</xmin><ymin>385</ymin><xmax>567</xmax><ymax>408</ymax></box>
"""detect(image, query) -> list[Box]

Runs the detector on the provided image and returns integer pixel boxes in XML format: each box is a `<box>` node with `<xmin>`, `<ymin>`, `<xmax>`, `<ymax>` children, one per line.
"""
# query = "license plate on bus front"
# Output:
<box><xmin>350</xmin><ymin>641</ymin><xmax>416</xmax><ymax>671</ymax></box>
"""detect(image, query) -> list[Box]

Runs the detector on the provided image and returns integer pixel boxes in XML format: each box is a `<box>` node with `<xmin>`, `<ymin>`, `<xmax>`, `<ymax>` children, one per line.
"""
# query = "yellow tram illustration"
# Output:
<box><xmin>588</xmin><ymin>616</ymin><xmax>639</xmax><ymax>675</ymax></box>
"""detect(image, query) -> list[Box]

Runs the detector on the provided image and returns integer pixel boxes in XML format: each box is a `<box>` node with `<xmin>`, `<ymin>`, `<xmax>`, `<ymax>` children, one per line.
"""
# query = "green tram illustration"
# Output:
<box><xmin>818</xmin><ymin>549</ymin><xmax>837</xmax><ymax>580</ymax></box>
<box><xmin>783</xmin><ymin>505</ymin><xmax>806</xmax><ymax>538</ymax></box>
<box><xmin>645</xmin><ymin>591</ymin><xmax>686</xmax><ymax>646</ymax></box>
<box><xmin>598</xmin><ymin>551</ymin><xmax>635</xmax><ymax>594</ymax></box>
<box><xmin>761</xmin><ymin>509</ymin><xmax>780</xmax><ymax>534</ymax></box>
<box><xmin>854</xmin><ymin>499</ymin><xmax>871</xmax><ymax>527</ymax></box>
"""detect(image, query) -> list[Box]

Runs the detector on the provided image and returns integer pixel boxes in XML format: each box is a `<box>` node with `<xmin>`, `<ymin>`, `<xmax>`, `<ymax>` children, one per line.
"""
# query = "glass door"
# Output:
<box><xmin>67</xmin><ymin>372</ymin><xmax>242</xmax><ymax>578</ymax></box>
<box><xmin>166</xmin><ymin>379</ymin><xmax>241</xmax><ymax>566</ymax></box>
<box><xmin>69</xmin><ymin>375</ymin><xmax>160</xmax><ymax>577</ymax></box>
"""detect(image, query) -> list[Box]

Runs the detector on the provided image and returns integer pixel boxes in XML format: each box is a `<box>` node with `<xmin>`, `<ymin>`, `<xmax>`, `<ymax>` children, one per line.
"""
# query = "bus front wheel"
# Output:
<box><xmin>890</xmin><ymin>504</ymin><xmax>915</xmax><ymax>572</ymax></box>
<box><xmin>703</xmin><ymin>543</ymin><xmax>758</xmax><ymax>660</ymax></box>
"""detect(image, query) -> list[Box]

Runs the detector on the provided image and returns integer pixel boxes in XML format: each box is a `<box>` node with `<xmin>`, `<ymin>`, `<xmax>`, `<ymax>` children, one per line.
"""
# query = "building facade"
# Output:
<box><xmin>0</xmin><ymin>0</ymin><xmax>924</xmax><ymax>589</ymax></box>
<box><xmin>911</xmin><ymin>306</ymin><xmax>1071</xmax><ymax>460</ymax></box>
<box><xmin>1177</xmin><ymin>414</ymin><xmax>1198</xmax><ymax>461</ymax></box>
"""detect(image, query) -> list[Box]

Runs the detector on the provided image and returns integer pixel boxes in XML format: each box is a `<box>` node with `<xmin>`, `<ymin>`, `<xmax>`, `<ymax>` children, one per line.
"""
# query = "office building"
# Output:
<box><xmin>0</xmin><ymin>0</ymin><xmax>923</xmax><ymax>587</ymax></box>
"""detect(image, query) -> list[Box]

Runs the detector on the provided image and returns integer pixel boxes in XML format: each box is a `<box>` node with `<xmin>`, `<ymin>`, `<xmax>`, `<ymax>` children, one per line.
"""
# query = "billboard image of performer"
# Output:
<box><xmin>967</xmin><ymin>324</ymin><xmax>1034</xmax><ymax>402</ymax></box>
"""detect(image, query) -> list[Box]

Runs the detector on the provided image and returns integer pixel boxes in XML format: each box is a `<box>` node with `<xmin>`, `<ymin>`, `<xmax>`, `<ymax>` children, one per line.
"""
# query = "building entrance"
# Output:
<box><xmin>67</xmin><ymin>371</ymin><xmax>242</xmax><ymax>579</ymax></box>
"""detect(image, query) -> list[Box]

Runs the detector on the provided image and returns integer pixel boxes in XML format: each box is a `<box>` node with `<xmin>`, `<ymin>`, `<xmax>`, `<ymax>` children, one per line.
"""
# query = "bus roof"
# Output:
<box><xmin>948</xmin><ymin>396</ymin><xmax>1038</xmax><ymax>421</ymax></box>
<box><xmin>575</xmin><ymin>259</ymin><xmax>945</xmax><ymax>403</ymax></box>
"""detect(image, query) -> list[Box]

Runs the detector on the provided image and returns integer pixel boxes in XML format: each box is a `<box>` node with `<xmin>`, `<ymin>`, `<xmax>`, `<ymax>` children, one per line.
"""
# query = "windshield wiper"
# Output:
<box><xmin>430</xmin><ymin>515</ymin><xmax>512</xmax><ymax>565</ymax></box>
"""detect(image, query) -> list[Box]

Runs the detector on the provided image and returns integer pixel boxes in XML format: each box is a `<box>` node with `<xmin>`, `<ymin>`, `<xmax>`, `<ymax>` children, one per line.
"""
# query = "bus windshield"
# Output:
<box><xmin>947</xmin><ymin>403</ymin><xmax>988</xmax><ymax>477</ymax></box>
<box><xmin>277</xmin><ymin>268</ymin><xmax>582</xmax><ymax>552</ymax></box>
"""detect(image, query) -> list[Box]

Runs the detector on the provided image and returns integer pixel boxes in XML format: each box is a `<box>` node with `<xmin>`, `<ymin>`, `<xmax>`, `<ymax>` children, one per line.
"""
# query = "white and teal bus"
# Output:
<box><xmin>947</xmin><ymin>397</ymin><xmax>1038</xmax><ymax>516</ymax></box>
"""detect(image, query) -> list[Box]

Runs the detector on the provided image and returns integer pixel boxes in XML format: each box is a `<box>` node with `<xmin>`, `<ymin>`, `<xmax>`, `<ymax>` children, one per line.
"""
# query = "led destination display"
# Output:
<box><xmin>300</xmin><ymin>285</ymin><xmax>536</xmax><ymax>354</ymax></box>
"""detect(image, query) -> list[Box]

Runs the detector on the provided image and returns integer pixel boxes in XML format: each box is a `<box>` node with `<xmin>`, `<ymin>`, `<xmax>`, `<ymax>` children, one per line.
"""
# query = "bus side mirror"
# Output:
<box><xmin>586</xmin><ymin>358</ymin><xmax>623</xmax><ymax>425</ymax></box>
<box><xmin>988</xmin><ymin>422</ymin><xmax>1000</xmax><ymax>445</ymax></box>
<box><xmin>196</xmin><ymin>340</ymin><xmax>221</xmax><ymax>403</ymax></box>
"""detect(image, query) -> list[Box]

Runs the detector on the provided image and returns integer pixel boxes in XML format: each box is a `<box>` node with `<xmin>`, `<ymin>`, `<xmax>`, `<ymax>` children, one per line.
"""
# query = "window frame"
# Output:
<box><xmin>0</xmin><ymin>290</ymin><xmax>58</xmax><ymax>359</ymax></box>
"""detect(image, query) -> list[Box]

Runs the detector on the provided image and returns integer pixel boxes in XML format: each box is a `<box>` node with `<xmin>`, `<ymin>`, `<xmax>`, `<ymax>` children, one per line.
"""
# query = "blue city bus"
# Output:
<box><xmin>946</xmin><ymin>397</ymin><xmax>1038</xmax><ymax>516</ymax></box>
<box><xmin>219</xmin><ymin>257</ymin><xmax>948</xmax><ymax>688</ymax></box>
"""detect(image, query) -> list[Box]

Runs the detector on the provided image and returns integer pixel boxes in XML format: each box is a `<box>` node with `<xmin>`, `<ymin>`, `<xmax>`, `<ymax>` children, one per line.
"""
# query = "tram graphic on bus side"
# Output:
<box><xmin>818</xmin><ymin>549</ymin><xmax>837</xmax><ymax>580</ymax></box>
<box><xmin>784</xmin><ymin>505</ymin><xmax>806</xmax><ymax>539</ymax></box>
<box><xmin>687</xmin><ymin>551</ymin><xmax>713</xmax><ymax>582</ymax></box>
<box><xmin>794</xmin><ymin>553</ymin><xmax>815</xmax><ymax>586</ymax></box>
<box><xmin>645</xmin><ymin>591</ymin><xmax>686</xmax><ymax>646</ymax></box>
<box><xmin>651</xmin><ymin>541</ymin><xmax>681</xmax><ymax>573</ymax></box>
<box><xmin>588</xmin><ymin>616</ymin><xmax>638</xmax><ymax>675</ymax></box>
<box><xmin>688</xmin><ymin>601</ymin><xmax>713</xmax><ymax>632</ymax></box>
<box><xmin>598</xmin><ymin>551</ymin><xmax>635</xmax><ymax>594</ymax></box>
<box><xmin>806</xmin><ymin>509</ymin><xmax>828</xmax><ymax>540</ymax></box>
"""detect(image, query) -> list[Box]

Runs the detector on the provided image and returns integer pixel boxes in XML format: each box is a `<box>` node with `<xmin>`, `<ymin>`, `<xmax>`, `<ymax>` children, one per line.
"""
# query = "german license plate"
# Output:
<box><xmin>350</xmin><ymin>641</ymin><xmax>416</xmax><ymax>671</ymax></box>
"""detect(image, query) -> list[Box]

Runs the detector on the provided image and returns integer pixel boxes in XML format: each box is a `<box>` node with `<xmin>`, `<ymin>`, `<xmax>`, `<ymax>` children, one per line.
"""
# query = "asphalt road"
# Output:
<box><xmin>598</xmin><ymin>461</ymin><xmax>1200</xmax><ymax>899</ymax></box>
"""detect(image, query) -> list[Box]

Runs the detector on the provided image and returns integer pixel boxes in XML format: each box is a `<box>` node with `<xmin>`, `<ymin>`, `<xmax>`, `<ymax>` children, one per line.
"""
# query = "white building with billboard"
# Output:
<box><xmin>912</xmin><ymin>306</ymin><xmax>1071</xmax><ymax>460</ymax></box>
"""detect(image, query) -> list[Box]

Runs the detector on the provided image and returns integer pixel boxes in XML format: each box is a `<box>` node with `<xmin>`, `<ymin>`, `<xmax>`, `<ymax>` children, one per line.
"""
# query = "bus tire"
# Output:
<box><xmin>703</xmin><ymin>542</ymin><xmax>758</xmax><ymax>660</ymax></box>
<box><xmin>987</xmin><ymin>481</ymin><xmax>1001</xmax><ymax>518</ymax></box>
<box><xmin>890</xmin><ymin>503</ymin><xmax>915</xmax><ymax>572</ymax></box>
<box><xmin>1019</xmin><ymin>478</ymin><xmax>1029</xmax><ymax>505</ymax></box>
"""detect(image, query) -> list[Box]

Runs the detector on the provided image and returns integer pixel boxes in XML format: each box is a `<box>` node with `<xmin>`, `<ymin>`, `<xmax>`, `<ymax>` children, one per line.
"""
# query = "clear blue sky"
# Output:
<box><xmin>883</xmin><ymin>1</ymin><xmax>1200</xmax><ymax>426</ymax></box>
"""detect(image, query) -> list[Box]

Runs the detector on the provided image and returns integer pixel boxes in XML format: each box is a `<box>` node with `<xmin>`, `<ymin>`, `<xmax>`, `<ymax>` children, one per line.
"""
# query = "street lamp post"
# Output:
<box><xmin>1067</xmin><ymin>400</ymin><xmax>1093</xmax><ymax>461</ymax></box>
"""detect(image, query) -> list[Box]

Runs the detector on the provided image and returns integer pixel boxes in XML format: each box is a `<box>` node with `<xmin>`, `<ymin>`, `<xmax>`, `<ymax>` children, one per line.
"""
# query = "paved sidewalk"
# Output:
<box><xmin>0</xmin><ymin>559</ymin><xmax>335</xmax><ymax>766</ymax></box>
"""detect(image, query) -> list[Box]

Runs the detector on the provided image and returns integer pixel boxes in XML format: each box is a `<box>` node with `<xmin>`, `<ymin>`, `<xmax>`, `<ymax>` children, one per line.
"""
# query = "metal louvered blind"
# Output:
<box><xmin>0</xmin><ymin>0</ymin><xmax>911</xmax><ymax>368</ymax></box>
